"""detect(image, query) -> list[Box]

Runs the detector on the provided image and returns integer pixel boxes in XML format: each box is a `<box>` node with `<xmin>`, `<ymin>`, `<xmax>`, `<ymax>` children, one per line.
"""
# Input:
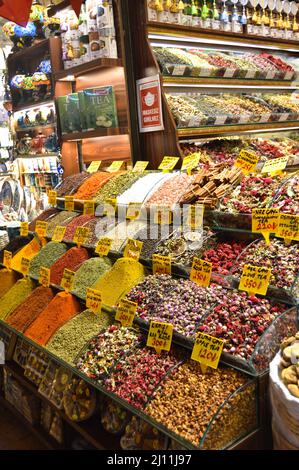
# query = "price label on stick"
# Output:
<box><xmin>252</xmin><ymin>208</ymin><xmax>280</xmax><ymax>245</ymax></box>
<box><xmin>3</xmin><ymin>251</ymin><xmax>12</xmax><ymax>270</ymax></box>
<box><xmin>52</xmin><ymin>226</ymin><xmax>66</xmax><ymax>243</ymax></box>
<box><xmin>158</xmin><ymin>156</ymin><xmax>179</xmax><ymax>172</ymax></box>
<box><xmin>181</xmin><ymin>153</ymin><xmax>201</xmax><ymax>173</ymax></box>
<box><xmin>154</xmin><ymin>205</ymin><xmax>172</xmax><ymax>225</ymax></box>
<box><xmin>65</xmin><ymin>196</ymin><xmax>75</xmax><ymax>212</ymax></box>
<box><xmin>107</xmin><ymin>161</ymin><xmax>124</xmax><ymax>173</ymax></box>
<box><xmin>87</xmin><ymin>161</ymin><xmax>102</xmax><ymax>173</ymax></box>
<box><xmin>234</xmin><ymin>150</ymin><xmax>259</xmax><ymax>175</ymax></box>
<box><xmin>36</xmin><ymin>221</ymin><xmax>48</xmax><ymax>238</ymax></box>
<box><xmin>20</xmin><ymin>222</ymin><xmax>29</xmax><ymax>237</ymax></box>
<box><xmin>115</xmin><ymin>298</ymin><xmax>137</xmax><ymax>327</ymax></box>
<box><xmin>190</xmin><ymin>258</ymin><xmax>213</xmax><ymax>287</ymax></box>
<box><xmin>95</xmin><ymin>238</ymin><xmax>112</xmax><ymax>257</ymax></box>
<box><xmin>187</xmin><ymin>205</ymin><xmax>204</xmax><ymax>231</ymax></box>
<box><xmin>239</xmin><ymin>264</ymin><xmax>271</xmax><ymax>297</ymax></box>
<box><xmin>126</xmin><ymin>202</ymin><xmax>142</xmax><ymax>220</ymax></box>
<box><xmin>147</xmin><ymin>321</ymin><xmax>173</xmax><ymax>354</ymax></box>
<box><xmin>123</xmin><ymin>238</ymin><xmax>143</xmax><ymax>261</ymax></box>
<box><xmin>48</xmin><ymin>190</ymin><xmax>57</xmax><ymax>207</ymax></box>
<box><xmin>276</xmin><ymin>213</ymin><xmax>299</xmax><ymax>243</ymax></box>
<box><xmin>132</xmin><ymin>161</ymin><xmax>149</xmax><ymax>173</ymax></box>
<box><xmin>84</xmin><ymin>200</ymin><xmax>95</xmax><ymax>216</ymax></box>
<box><xmin>262</xmin><ymin>156</ymin><xmax>288</xmax><ymax>176</ymax></box>
<box><xmin>86</xmin><ymin>288</ymin><xmax>102</xmax><ymax>314</ymax></box>
<box><xmin>152</xmin><ymin>254</ymin><xmax>171</xmax><ymax>275</ymax></box>
<box><xmin>20</xmin><ymin>257</ymin><xmax>30</xmax><ymax>277</ymax></box>
<box><xmin>39</xmin><ymin>267</ymin><xmax>50</xmax><ymax>288</ymax></box>
<box><xmin>61</xmin><ymin>269</ymin><xmax>75</xmax><ymax>293</ymax></box>
<box><xmin>191</xmin><ymin>332</ymin><xmax>224</xmax><ymax>371</ymax></box>
<box><xmin>74</xmin><ymin>227</ymin><xmax>90</xmax><ymax>247</ymax></box>
<box><xmin>104</xmin><ymin>198</ymin><xmax>117</xmax><ymax>216</ymax></box>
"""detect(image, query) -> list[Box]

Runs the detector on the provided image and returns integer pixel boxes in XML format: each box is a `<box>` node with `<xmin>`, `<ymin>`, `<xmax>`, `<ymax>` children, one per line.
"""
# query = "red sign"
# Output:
<box><xmin>137</xmin><ymin>75</ymin><xmax>164</xmax><ymax>133</ymax></box>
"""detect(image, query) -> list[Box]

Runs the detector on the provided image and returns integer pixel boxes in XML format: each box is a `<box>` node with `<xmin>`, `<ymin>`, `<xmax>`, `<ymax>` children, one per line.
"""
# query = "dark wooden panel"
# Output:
<box><xmin>61</xmin><ymin>141</ymin><xmax>80</xmax><ymax>177</ymax></box>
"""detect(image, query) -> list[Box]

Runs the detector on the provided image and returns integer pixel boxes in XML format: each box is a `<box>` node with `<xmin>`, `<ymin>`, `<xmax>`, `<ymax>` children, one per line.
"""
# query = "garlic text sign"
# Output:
<box><xmin>239</xmin><ymin>264</ymin><xmax>271</xmax><ymax>296</ymax></box>
<box><xmin>52</xmin><ymin>226</ymin><xmax>66</xmax><ymax>243</ymax></box>
<box><xmin>3</xmin><ymin>251</ymin><xmax>12</xmax><ymax>270</ymax></box>
<box><xmin>158</xmin><ymin>156</ymin><xmax>179</xmax><ymax>172</ymax></box>
<box><xmin>190</xmin><ymin>258</ymin><xmax>213</xmax><ymax>287</ymax></box>
<box><xmin>147</xmin><ymin>321</ymin><xmax>173</xmax><ymax>354</ymax></box>
<box><xmin>87</xmin><ymin>161</ymin><xmax>101</xmax><ymax>173</ymax></box>
<box><xmin>48</xmin><ymin>190</ymin><xmax>57</xmax><ymax>206</ymax></box>
<box><xmin>73</xmin><ymin>227</ymin><xmax>90</xmax><ymax>247</ymax></box>
<box><xmin>95</xmin><ymin>238</ymin><xmax>112</xmax><ymax>257</ymax></box>
<box><xmin>123</xmin><ymin>238</ymin><xmax>143</xmax><ymax>261</ymax></box>
<box><xmin>20</xmin><ymin>222</ymin><xmax>29</xmax><ymax>237</ymax></box>
<box><xmin>39</xmin><ymin>267</ymin><xmax>50</xmax><ymax>288</ymax></box>
<box><xmin>276</xmin><ymin>213</ymin><xmax>299</xmax><ymax>242</ymax></box>
<box><xmin>191</xmin><ymin>332</ymin><xmax>224</xmax><ymax>369</ymax></box>
<box><xmin>86</xmin><ymin>288</ymin><xmax>102</xmax><ymax>314</ymax></box>
<box><xmin>115</xmin><ymin>298</ymin><xmax>137</xmax><ymax>327</ymax></box>
<box><xmin>35</xmin><ymin>221</ymin><xmax>48</xmax><ymax>238</ymax></box>
<box><xmin>152</xmin><ymin>254</ymin><xmax>171</xmax><ymax>275</ymax></box>
<box><xmin>61</xmin><ymin>269</ymin><xmax>75</xmax><ymax>293</ymax></box>
<box><xmin>252</xmin><ymin>208</ymin><xmax>280</xmax><ymax>244</ymax></box>
<box><xmin>234</xmin><ymin>150</ymin><xmax>259</xmax><ymax>175</ymax></box>
<box><xmin>132</xmin><ymin>161</ymin><xmax>149</xmax><ymax>173</ymax></box>
<box><xmin>65</xmin><ymin>196</ymin><xmax>75</xmax><ymax>212</ymax></box>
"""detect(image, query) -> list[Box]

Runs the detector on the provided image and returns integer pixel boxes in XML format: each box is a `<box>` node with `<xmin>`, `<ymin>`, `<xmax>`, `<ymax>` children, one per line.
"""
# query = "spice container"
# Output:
<box><xmin>63</xmin><ymin>377</ymin><xmax>97</xmax><ymax>422</ymax></box>
<box><xmin>101</xmin><ymin>397</ymin><xmax>131</xmax><ymax>435</ymax></box>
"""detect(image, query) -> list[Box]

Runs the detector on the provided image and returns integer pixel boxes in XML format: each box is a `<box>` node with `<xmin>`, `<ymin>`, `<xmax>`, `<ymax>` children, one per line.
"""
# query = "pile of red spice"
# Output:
<box><xmin>50</xmin><ymin>247</ymin><xmax>90</xmax><ymax>286</ymax></box>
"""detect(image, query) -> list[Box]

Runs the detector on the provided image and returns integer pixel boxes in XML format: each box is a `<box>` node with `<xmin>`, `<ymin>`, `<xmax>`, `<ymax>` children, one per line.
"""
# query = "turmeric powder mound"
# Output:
<box><xmin>73</xmin><ymin>172</ymin><xmax>114</xmax><ymax>201</ymax></box>
<box><xmin>0</xmin><ymin>269</ymin><xmax>21</xmax><ymax>298</ymax></box>
<box><xmin>6</xmin><ymin>286</ymin><xmax>54</xmax><ymax>332</ymax></box>
<box><xmin>50</xmin><ymin>247</ymin><xmax>90</xmax><ymax>286</ymax></box>
<box><xmin>11</xmin><ymin>237</ymin><xmax>41</xmax><ymax>273</ymax></box>
<box><xmin>25</xmin><ymin>292</ymin><xmax>82</xmax><ymax>345</ymax></box>
<box><xmin>91</xmin><ymin>258</ymin><xmax>146</xmax><ymax>308</ymax></box>
<box><xmin>0</xmin><ymin>278</ymin><xmax>35</xmax><ymax>321</ymax></box>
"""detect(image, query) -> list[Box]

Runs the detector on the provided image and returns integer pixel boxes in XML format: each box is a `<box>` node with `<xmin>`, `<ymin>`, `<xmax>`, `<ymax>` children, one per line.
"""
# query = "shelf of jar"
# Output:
<box><xmin>15</xmin><ymin>123</ymin><xmax>56</xmax><ymax>133</ymax></box>
<box><xmin>177</xmin><ymin>120</ymin><xmax>299</xmax><ymax>138</ymax></box>
<box><xmin>147</xmin><ymin>22</ymin><xmax>299</xmax><ymax>50</ymax></box>
<box><xmin>55</xmin><ymin>58</ymin><xmax>123</xmax><ymax>81</ymax></box>
<box><xmin>13</xmin><ymin>99</ymin><xmax>55</xmax><ymax>114</ymax></box>
<box><xmin>163</xmin><ymin>76</ymin><xmax>298</xmax><ymax>88</ymax></box>
<box><xmin>61</xmin><ymin>127</ymin><xmax>129</xmax><ymax>142</ymax></box>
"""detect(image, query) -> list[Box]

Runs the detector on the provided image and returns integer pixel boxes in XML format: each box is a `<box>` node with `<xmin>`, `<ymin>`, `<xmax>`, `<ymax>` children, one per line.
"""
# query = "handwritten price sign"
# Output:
<box><xmin>86</xmin><ymin>288</ymin><xmax>102</xmax><ymax>314</ymax></box>
<box><xmin>73</xmin><ymin>227</ymin><xmax>90</xmax><ymax>247</ymax></box>
<box><xmin>239</xmin><ymin>264</ymin><xmax>271</xmax><ymax>296</ymax></box>
<box><xmin>95</xmin><ymin>238</ymin><xmax>112</xmax><ymax>257</ymax></box>
<box><xmin>132</xmin><ymin>161</ymin><xmax>149</xmax><ymax>173</ymax></box>
<box><xmin>35</xmin><ymin>221</ymin><xmax>48</xmax><ymax>238</ymax></box>
<box><xmin>20</xmin><ymin>257</ymin><xmax>30</xmax><ymax>277</ymax></box>
<box><xmin>20</xmin><ymin>222</ymin><xmax>29</xmax><ymax>237</ymax></box>
<box><xmin>115</xmin><ymin>298</ymin><xmax>137</xmax><ymax>327</ymax></box>
<box><xmin>3</xmin><ymin>251</ymin><xmax>12</xmax><ymax>270</ymax></box>
<box><xmin>158</xmin><ymin>156</ymin><xmax>179</xmax><ymax>172</ymax></box>
<box><xmin>107</xmin><ymin>161</ymin><xmax>124</xmax><ymax>173</ymax></box>
<box><xmin>65</xmin><ymin>196</ymin><xmax>75</xmax><ymax>212</ymax></box>
<box><xmin>191</xmin><ymin>332</ymin><xmax>224</xmax><ymax>370</ymax></box>
<box><xmin>123</xmin><ymin>239</ymin><xmax>143</xmax><ymax>261</ymax></box>
<box><xmin>84</xmin><ymin>201</ymin><xmax>95</xmax><ymax>216</ymax></box>
<box><xmin>276</xmin><ymin>213</ymin><xmax>299</xmax><ymax>243</ymax></box>
<box><xmin>52</xmin><ymin>226</ymin><xmax>66</xmax><ymax>243</ymax></box>
<box><xmin>39</xmin><ymin>267</ymin><xmax>50</xmax><ymax>288</ymax></box>
<box><xmin>87</xmin><ymin>161</ymin><xmax>101</xmax><ymax>173</ymax></box>
<box><xmin>234</xmin><ymin>150</ymin><xmax>259</xmax><ymax>175</ymax></box>
<box><xmin>48</xmin><ymin>190</ymin><xmax>57</xmax><ymax>207</ymax></box>
<box><xmin>190</xmin><ymin>258</ymin><xmax>213</xmax><ymax>287</ymax></box>
<box><xmin>252</xmin><ymin>208</ymin><xmax>280</xmax><ymax>245</ymax></box>
<box><xmin>181</xmin><ymin>153</ymin><xmax>201</xmax><ymax>173</ymax></box>
<box><xmin>147</xmin><ymin>321</ymin><xmax>173</xmax><ymax>354</ymax></box>
<box><xmin>60</xmin><ymin>269</ymin><xmax>75</xmax><ymax>292</ymax></box>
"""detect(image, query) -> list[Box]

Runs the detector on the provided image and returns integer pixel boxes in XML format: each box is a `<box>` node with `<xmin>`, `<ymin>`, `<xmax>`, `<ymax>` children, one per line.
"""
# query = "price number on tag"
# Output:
<box><xmin>276</xmin><ymin>213</ymin><xmax>299</xmax><ymax>243</ymax></box>
<box><xmin>191</xmin><ymin>332</ymin><xmax>224</xmax><ymax>369</ymax></box>
<box><xmin>48</xmin><ymin>191</ymin><xmax>57</xmax><ymax>206</ymax></box>
<box><xmin>36</xmin><ymin>221</ymin><xmax>48</xmax><ymax>238</ymax></box>
<box><xmin>39</xmin><ymin>267</ymin><xmax>50</xmax><ymax>287</ymax></box>
<box><xmin>152</xmin><ymin>254</ymin><xmax>171</xmax><ymax>275</ymax></box>
<box><xmin>20</xmin><ymin>257</ymin><xmax>30</xmax><ymax>277</ymax></box>
<box><xmin>239</xmin><ymin>264</ymin><xmax>271</xmax><ymax>296</ymax></box>
<box><xmin>65</xmin><ymin>196</ymin><xmax>75</xmax><ymax>212</ymax></box>
<box><xmin>52</xmin><ymin>226</ymin><xmax>66</xmax><ymax>243</ymax></box>
<box><xmin>95</xmin><ymin>238</ymin><xmax>112</xmax><ymax>257</ymax></box>
<box><xmin>61</xmin><ymin>269</ymin><xmax>75</xmax><ymax>292</ymax></box>
<box><xmin>147</xmin><ymin>321</ymin><xmax>173</xmax><ymax>354</ymax></box>
<box><xmin>123</xmin><ymin>238</ymin><xmax>143</xmax><ymax>261</ymax></box>
<box><xmin>190</xmin><ymin>258</ymin><xmax>213</xmax><ymax>287</ymax></box>
<box><xmin>86</xmin><ymin>288</ymin><xmax>102</xmax><ymax>314</ymax></box>
<box><xmin>115</xmin><ymin>298</ymin><xmax>137</xmax><ymax>327</ymax></box>
<box><xmin>234</xmin><ymin>150</ymin><xmax>259</xmax><ymax>175</ymax></box>
<box><xmin>73</xmin><ymin>227</ymin><xmax>90</xmax><ymax>247</ymax></box>
<box><xmin>252</xmin><ymin>208</ymin><xmax>280</xmax><ymax>244</ymax></box>
<box><xmin>20</xmin><ymin>222</ymin><xmax>29</xmax><ymax>237</ymax></box>
<box><xmin>84</xmin><ymin>201</ymin><xmax>95</xmax><ymax>216</ymax></box>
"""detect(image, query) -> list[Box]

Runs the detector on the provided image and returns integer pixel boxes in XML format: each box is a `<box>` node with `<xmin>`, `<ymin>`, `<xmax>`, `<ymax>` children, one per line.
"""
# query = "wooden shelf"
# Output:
<box><xmin>163</xmin><ymin>76</ymin><xmax>298</xmax><ymax>88</ymax></box>
<box><xmin>15</xmin><ymin>123</ymin><xmax>56</xmax><ymax>133</ymax></box>
<box><xmin>55</xmin><ymin>58</ymin><xmax>123</xmax><ymax>81</ymax></box>
<box><xmin>0</xmin><ymin>395</ymin><xmax>61</xmax><ymax>450</ymax></box>
<box><xmin>7</xmin><ymin>39</ymin><xmax>50</xmax><ymax>62</ymax></box>
<box><xmin>177</xmin><ymin>120</ymin><xmax>299</xmax><ymax>138</ymax></box>
<box><xmin>62</xmin><ymin>127</ymin><xmax>129</xmax><ymax>142</ymax></box>
<box><xmin>13</xmin><ymin>99</ymin><xmax>55</xmax><ymax>114</ymax></box>
<box><xmin>147</xmin><ymin>22</ymin><xmax>299</xmax><ymax>50</ymax></box>
<box><xmin>16</xmin><ymin>154</ymin><xmax>58</xmax><ymax>159</ymax></box>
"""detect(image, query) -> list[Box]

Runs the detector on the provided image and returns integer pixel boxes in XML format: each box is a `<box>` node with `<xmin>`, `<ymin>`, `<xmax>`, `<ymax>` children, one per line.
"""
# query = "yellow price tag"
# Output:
<box><xmin>20</xmin><ymin>222</ymin><xmax>29</xmax><ymax>237</ymax></box>
<box><xmin>276</xmin><ymin>213</ymin><xmax>299</xmax><ymax>243</ymax></box>
<box><xmin>158</xmin><ymin>156</ymin><xmax>179</xmax><ymax>172</ymax></box>
<box><xmin>65</xmin><ymin>196</ymin><xmax>75</xmax><ymax>212</ymax></box>
<box><xmin>73</xmin><ymin>227</ymin><xmax>90</xmax><ymax>247</ymax></box>
<box><xmin>132</xmin><ymin>161</ymin><xmax>149</xmax><ymax>172</ymax></box>
<box><xmin>3</xmin><ymin>250</ymin><xmax>12</xmax><ymax>270</ymax></box>
<box><xmin>107</xmin><ymin>161</ymin><xmax>124</xmax><ymax>173</ymax></box>
<box><xmin>86</xmin><ymin>288</ymin><xmax>102</xmax><ymax>314</ymax></box>
<box><xmin>95</xmin><ymin>237</ymin><xmax>113</xmax><ymax>257</ymax></box>
<box><xmin>126</xmin><ymin>202</ymin><xmax>142</xmax><ymax>220</ymax></box>
<box><xmin>52</xmin><ymin>226</ymin><xmax>66</xmax><ymax>243</ymax></box>
<box><xmin>261</xmin><ymin>156</ymin><xmax>288</xmax><ymax>176</ymax></box>
<box><xmin>35</xmin><ymin>221</ymin><xmax>48</xmax><ymax>238</ymax></box>
<box><xmin>20</xmin><ymin>257</ymin><xmax>30</xmax><ymax>277</ymax></box>
<box><xmin>39</xmin><ymin>267</ymin><xmax>50</xmax><ymax>287</ymax></box>
<box><xmin>104</xmin><ymin>198</ymin><xmax>117</xmax><ymax>216</ymax></box>
<box><xmin>48</xmin><ymin>190</ymin><xmax>57</xmax><ymax>207</ymax></box>
<box><xmin>84</xmin><ymin>200</ymin><xmax>95</xmax><ymax>216</ymax></box>
<box><xmin>187</xmin><ymin>205</ymin><xmax>204</xmax><ymax>230</ymax></box>
<box><xmin>239</xmin><ymin>264</ymin><xmax>271</xmax><ymax>296</ymax></box>
<box><xmin>147</xmin><ymin>321</ymin><xmax>173</xmax><ymax>354</ymax></box>
<box><xmin>60</xmin><ymin>268</ymin><xmax>75</xmax><ymax>292</ymax></box>
<box><xmin>152</xmin><ymin>254</ymin><xmax>171</xmax><ymax>275</ymax></box>
<box><xmin>252</xmin><ymin>208</ymin><xmax>280</xmax><ymax>245</ymax></box>
<box><xmin>123</xmin><ymin>238</ymin><xmax>143</xmax><ymax>261</ymax></box>
<box><xmin>234</xmin><ymin>150</ymin><xmax>259</xmax><ymax>175</ymax></box>
<box><xmin>191</xmin><ymin>332</ymin><xmax>224</xmax><ymax>370</ymax></box>
<box><xmin>190</xmin><ymin>258</ymin><xmax>213</xmax><ymax>287</ymax></box>
<box><xmin>87</xmin><ymin>161</ymin><xmax>102</xmax><ymax>173</ymax></box>
<box><xmin>115</xmin><ymin>298</ymin><xmax>137</xmax><ymax>327</ymax></box>
<box><xmin>154</xmin><ymin>205</ymin><xmax>172</xmax><ymax>225</ymax></box>
<box><xmin>181</xmin><ymin>153</ymin><xmax>201</xmax><ymax>172</ymax></box>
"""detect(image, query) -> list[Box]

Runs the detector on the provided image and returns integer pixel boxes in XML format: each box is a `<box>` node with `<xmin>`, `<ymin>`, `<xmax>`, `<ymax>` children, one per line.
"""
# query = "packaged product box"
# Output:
<box><xmin>86</xmin><ymin>0</ymin><xmax>98</xmax><ymax>32</ymax></box>
<box><xmin>98</xmin><ymin>30</ymin><xmax>118</xmax><ymax>58</ymax></box>
<box><xmin>97</xmin><ymin>0</ymin><xmax>115</xmax><ymax>29</ymax></box>
<box><xmin>57</xmin><ymin>94</ymin><xmax>82</xmax><ymax>134</ymax></box>
<box><xmin>78</xmin><ymin>86</ymin><xmax>118</xmax><ymax>130</ymax></box>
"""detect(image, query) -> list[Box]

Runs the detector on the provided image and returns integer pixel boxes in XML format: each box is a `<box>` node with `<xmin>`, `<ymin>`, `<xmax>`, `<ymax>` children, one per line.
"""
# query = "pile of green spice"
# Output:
<box><xmin>72</xmin><ymin>257</ymin><xmax>112</xmax><ymax>299</ymax></box>
<box><xmin>47</xmin><ymin>309</ymin><xmax>114</xmax><ymax>365</ymax></box>
<box><xmin>29</xmin><ymin>242</ymin><xmax>68</xmax><ymax>279</ymax></box>
<box><xmin>94</xmin><ymin>172</ymin><xmax>142</xmax><ymax>204</ymax></box>
<box><xmin>46</xmin><ymin>211</ymin><xmax>78</xmax><ymax>238</ymax></box>
<box><xmin>0</xmin><ymin>278</ymin><xmax>35</xmax><ymax>321</ymax></box>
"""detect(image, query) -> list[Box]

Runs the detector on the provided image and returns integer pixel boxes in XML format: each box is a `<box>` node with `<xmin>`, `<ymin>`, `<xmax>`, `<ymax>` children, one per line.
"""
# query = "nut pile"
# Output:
<box><xmin>279</xmin><ymin>334</ymin><xmax>299</xmax><ymax>399</ymax></box>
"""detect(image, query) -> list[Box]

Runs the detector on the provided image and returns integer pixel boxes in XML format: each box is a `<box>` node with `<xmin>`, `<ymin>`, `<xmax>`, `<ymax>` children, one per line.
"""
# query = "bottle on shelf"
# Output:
<box><xmin>211</xmin><ymin>0</ymin><xmax>221</xmax><ymax>30</ymax></box>
<box><xmin>220</xmin><ymin>0</ymin><xmax>231</xmax><ymax>32</ymax></box>
<box><xmin>201</xmin><ymin>0</ymin><xmax>211</xmax><ymax>29</ymax></box>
